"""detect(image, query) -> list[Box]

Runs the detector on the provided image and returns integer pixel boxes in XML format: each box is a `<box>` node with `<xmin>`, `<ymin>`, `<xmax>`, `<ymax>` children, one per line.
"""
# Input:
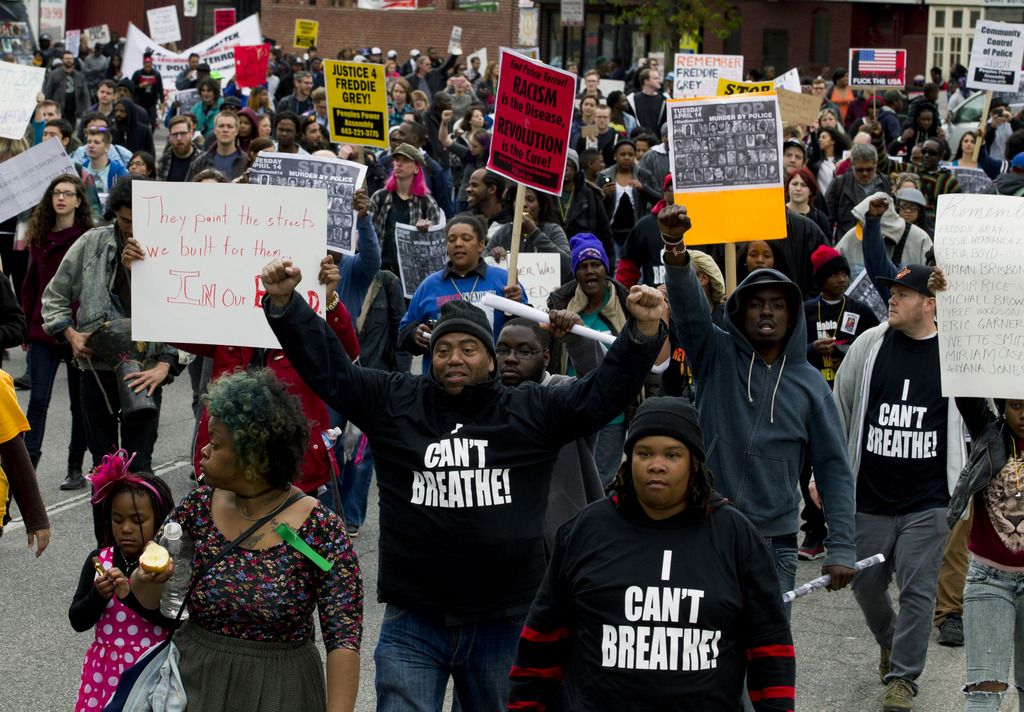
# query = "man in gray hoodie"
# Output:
<box><xmin>657</xmin><ymin>204</ymin><xmax>857</xmax><ymax>606</ymax></box>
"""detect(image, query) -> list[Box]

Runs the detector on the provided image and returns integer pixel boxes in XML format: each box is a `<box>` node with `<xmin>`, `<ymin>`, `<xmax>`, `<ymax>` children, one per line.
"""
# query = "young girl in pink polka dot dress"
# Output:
<box><xmin>67</xmin><ymin>452</ymin><xmax>177</xmax><ymax>711</ymax></box>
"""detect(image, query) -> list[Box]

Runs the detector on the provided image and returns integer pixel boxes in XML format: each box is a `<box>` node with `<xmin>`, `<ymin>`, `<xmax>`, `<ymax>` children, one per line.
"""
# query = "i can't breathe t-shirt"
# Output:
<box><xmin>857</xmin><ymin>330</ymin><xmax>949</xmax><ymax>515</ymax></box>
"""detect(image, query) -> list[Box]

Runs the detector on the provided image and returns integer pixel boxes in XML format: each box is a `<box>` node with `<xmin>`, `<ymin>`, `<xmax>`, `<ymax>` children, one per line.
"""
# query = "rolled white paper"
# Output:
<box><xmin>782</xmin><ymin>553</ymin><xmax>886</xmax><ymax>603</ymax></box>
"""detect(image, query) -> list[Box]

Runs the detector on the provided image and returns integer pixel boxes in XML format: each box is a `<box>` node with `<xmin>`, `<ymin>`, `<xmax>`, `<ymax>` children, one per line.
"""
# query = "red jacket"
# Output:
<box><xmin>177</xmin><ymin>302</ymin><xmax>359</xmax><ymax>493</ymax></box>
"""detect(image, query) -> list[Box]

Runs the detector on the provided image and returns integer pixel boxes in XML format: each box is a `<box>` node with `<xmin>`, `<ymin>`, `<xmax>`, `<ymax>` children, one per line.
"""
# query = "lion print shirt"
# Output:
<box><xmin>969</xmin><ymin>445</ymin><xmax>1024</xmax><ymax>570</ymax></box>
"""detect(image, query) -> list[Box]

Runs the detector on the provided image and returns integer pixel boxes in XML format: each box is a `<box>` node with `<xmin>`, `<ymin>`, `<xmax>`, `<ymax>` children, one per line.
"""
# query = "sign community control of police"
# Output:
<box><xmin>487</xmin><ymin>49</ymin><xmax>575</xmax><ymax>195</ymax></box>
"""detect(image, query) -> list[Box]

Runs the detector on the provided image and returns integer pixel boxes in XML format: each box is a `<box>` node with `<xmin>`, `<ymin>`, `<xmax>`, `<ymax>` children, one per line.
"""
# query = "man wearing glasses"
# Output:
<box><xmin>912</xmin><ymin>138</ymin><xmax>962</xmax><ymax>224</ymax></box>
<box><xmin>825</xmin><ymin>143</ymin><xmax>892</xmax><ymax>236</ymax></box>
<box><xmin>157</xmin><ymin>115</ymin><xmax>198</xmax><ymax>182</ymax></box>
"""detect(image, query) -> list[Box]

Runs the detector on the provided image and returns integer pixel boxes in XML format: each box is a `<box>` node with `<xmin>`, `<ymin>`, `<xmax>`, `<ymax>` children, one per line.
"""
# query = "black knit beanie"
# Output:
<box><xmin>429</xmin><ymin>300</ymin><xmax>496</xmax><ymax>358</ymax></box>
<box><xmin>623</xmin><ymin>397</ymin><xmax>705</xmax><ymax>461</ymax></box>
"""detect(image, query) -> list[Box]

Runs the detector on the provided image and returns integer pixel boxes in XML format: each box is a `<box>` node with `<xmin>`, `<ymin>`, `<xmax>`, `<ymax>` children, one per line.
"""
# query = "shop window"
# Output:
<box><xmin>762</xmin><ymin>29</ymin><xmax>788</xmax><ymax>73</ymax></box>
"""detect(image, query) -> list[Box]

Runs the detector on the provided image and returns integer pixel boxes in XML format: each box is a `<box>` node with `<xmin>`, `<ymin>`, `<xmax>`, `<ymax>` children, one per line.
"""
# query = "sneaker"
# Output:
<box><xmin>937</xmin><ymin>614</ymin><xmax>964</xmax><ymax>647</ymax></box>
<box><xmin>878</xmin><ymin>646</ymin><xmax>892</xmax><ymax>684</ymax></box>
<box><xmin>882</xmin><ymin>678</ymin><xmax>915</xmax><ymax>711</ymax></box>
<box><xmin>13</xmin><ymin>373</ymin><xmax>29</xmax><ymax>390</ymax></box>
<box><xmin>59</xmin><ymin>466</ymin><xmax>87</xmax><ymax>491</ymax></box>
<box><xmin>798</xmin><ymin>542</ymin><xmax>825</xmax><ymax>560</ymax></box>
<box><xmin>348</xmin><ymin>526</ymin><xmax>360</xmax><ymax>539</ymax></box>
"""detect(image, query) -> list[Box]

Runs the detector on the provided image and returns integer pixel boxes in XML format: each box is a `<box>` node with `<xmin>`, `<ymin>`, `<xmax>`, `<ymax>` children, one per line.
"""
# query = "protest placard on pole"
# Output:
<box><xmin>183</xmin><ymin>0</ymin><xmax>198</xmax><ymax>18</ymax></box>
<box><xmin>0</xmin><ymin>139</ymin><xmax>75</xmax><ymax>223</ymax></box>
<box><xmin>130</xmin><ymin>182</ymin><xmax>328</xmax><ymax>349</ymax></box>
<box><xmin>64</xmin><ymin>29</ymin><xmax>81</xmax><ymax>57</ymax></box>
<box><xmin>234</xmin><ymin>44</ymin><xmax>271</xmax><ymax>89</ymax></box>
<box><xmin>323</xmin><ymin>60</ymin><xmax>389</xmax><ymax>148</ymax></box>
<box><xmin>38</xmin><ymin>0</ymin><xmax>66</xmax><ymax>37</ymax></box>
<box><xmin>673</xmin><ymin>54</ymin><xmax>744</xmax><ymax>98</ymax></box>
<box><xmin>489</xmin><ymin>252</ymin><xmax>560</xmax><ymax>308</ymax></box>
<box><xmin>85</xmin><ymin>25</ymin><xmax>110</xmax><ymax>46</ymax></box>
<box><xmin>967</xmin><ymin>21</ymin><xmax>1024</xmax><ymax>92</ymax></box>
<box><xmin>248</xmin><ymin>152</ymin><xmax>367</xmax><ymax>255</ymax></box>
<box><xmin>561</xmin><ymin>0</ymin><xmax>584</xmax><ymax>27</ymax></box>
<box><xmin>448</xmin><ymin>26</ymin><xmax>463</xmax><ymax>56</ymax></box>
<box><xmin>717</xmin><ymin>78</ymin><xmax>775</xmax><ymax>95</ymax></box>
<box><xmin>933</xmin><ymin>194</ymin><xmax>1024</xmax><ymax>398</ymax></box>
<box><xmin>0</xmin><ymin>62</ymin><xmax>45</xmax><ymax>140</ymax></box>
<box><xmin>848</xmin><ymin>49</ymin><xmax>907</xmax><ymax>88</ymax></box>
<box><xmin>294</xmin><ymin>19</ymin><xmax>319</xmax><ymax>49</ymax></box>
<box><xmin>214</xmin><ymin>8</ymin><xmax>236</xmax><ymax>35</ymax></box>
<box><xmin>123</xmin><ymin>14</ymin><xmax>262</xmax><ymax>99</ymax></box>
<box><xmin>777</xmin><ymin>88</ymin><xmax>821</xmax><ymax>126</ymax></box>
<box><xmin>666</xmin><ymin>93</ymin><xmax>786</xmax><ymax>290</ymax></box>
<box><xmin>147</xmin><ymin>6</ymin><xmax>181</xmax><ymax>44</ymax></box>
<box><xmin>395</xmin><ymin>222</ymin><xmax>448</xmax><ymax>298</ymax></box>
<box><xmin>486</xmin><ymin>49</ymin><xmax>575</xmax><ymax>286</ymax></box>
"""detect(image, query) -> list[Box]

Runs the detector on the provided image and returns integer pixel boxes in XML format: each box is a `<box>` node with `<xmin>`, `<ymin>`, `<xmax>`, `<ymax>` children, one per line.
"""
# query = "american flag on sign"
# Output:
<box><xmin>858</xmin><ymin>50</ymin><xmax>899</xmax><ymax>73</ymax></box>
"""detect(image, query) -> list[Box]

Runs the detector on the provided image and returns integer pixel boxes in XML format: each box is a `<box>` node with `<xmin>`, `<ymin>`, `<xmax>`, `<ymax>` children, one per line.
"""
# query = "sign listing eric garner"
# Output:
<box><xmin>487</xmin><ymin>49</ymin><xmax>576</xmax><ymax>196</ymax></box>
<box><xmin>934</xmin><ymin>194</ymin><xmax>1024</xmax><ymax>398</ymax></box>
<box><xmin>324</xmin><ymin>60</ymin><xmax>389</xmax><ymax>149</ymax></box>
<box><xmin>130</xmin><ymin>182</ymin><xmax>328</xmax><ymax>350</ymax></box>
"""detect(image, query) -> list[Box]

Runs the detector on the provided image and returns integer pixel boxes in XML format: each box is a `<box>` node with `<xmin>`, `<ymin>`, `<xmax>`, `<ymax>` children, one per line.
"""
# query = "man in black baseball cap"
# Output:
<box><xmin>834</xmin><ymin>261</ymin><xmax>966</xmax><ymax>710</ymax></box>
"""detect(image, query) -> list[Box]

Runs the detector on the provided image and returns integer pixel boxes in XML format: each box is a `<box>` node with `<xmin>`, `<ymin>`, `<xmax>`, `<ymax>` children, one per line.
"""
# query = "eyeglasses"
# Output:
<box><xmin>52</xmin><ymin>190</ymin><xmax>77</xmax><ymax>199</ymax></box>
<box><xmin>129</xmin><ymin>159</ymin><xmax>146</xmax><ymax>167</ymax></box>
<box><xmin>169</xmin><ymin>131</ymin><xmax>190</xmax><ymax>138</ymax></box>
<box><xmin>495</xmin><ymin>347</ymin><xmax>544</xmax><ymax>359</ymax></box>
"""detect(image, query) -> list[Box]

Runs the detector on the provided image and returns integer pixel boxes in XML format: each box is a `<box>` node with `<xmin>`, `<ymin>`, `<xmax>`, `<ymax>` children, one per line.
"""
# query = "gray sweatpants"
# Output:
<box><xmin>852</xmin><ymin>508</ymin><xmax>950</xmax><ymax>691</ymax></box>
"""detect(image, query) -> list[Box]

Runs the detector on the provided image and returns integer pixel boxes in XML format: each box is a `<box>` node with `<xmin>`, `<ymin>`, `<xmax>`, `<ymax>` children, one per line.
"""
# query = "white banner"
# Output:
<box><xmin>146</xmin><ymin>6</ymin><xmax>182</xmax><ymax>45</ymax></box>
<box><xmin>0</xmin><ymin>62</ymin><xmax>46</xmax><ymax>140</ymax></box>
<box><xmin>123</xmin><ymin>14</ymin><xmax>262</xmax><ymax>97</ymax></box>
<box><xmin>934</xmin><ymin>194</ymin><xmax>1024</xmax><ymax>398</ymax></box>
<box><xmin>0</xmin><ymin>139</ymin><xmax>76</xmax><ymax>223</ymax></box>
<box><xmin>130</xmin><ymin>182</ymin><xmax>328</xmax><ymax>349</ymax></box>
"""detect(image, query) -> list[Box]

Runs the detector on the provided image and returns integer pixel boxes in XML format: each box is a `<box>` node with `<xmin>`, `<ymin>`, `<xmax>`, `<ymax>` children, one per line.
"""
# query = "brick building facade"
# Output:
<box><xmin>260</xmin><ymin>0</ymin><xmax>520</xmax><ymax>64</ymax></box>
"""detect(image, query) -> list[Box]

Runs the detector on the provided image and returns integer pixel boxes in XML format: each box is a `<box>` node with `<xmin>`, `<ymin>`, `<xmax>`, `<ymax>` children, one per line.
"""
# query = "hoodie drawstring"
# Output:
<box><xmin>770</xmin><ymin>354</ymin><xmax>787</xmax><ymax>424</ymax></box>
<box><xmin>746</xmin><ymin>351</ymin><xmax>755</xmax><ymax>403</ymax></box>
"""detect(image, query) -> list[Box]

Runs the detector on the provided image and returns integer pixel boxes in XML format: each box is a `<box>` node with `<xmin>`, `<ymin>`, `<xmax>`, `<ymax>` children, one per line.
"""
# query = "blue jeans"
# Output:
<box><xmin>374</xmin><ymin>604</ymin><xmax>523</xmax><ymax>712</ymax></box>
<box><xmin>593</xmin><ymin>420</ymin><xmax>626</xmax><ymax>487</ymax></box>
<box><xmin>767</xmin><ymin>533</ymin><xmax>799</xmax><ymax>621</ymax></box>
<box><xmin>24</xmin><ymin>342</ymin><xmax>86</xmax><ymax>466</ymax></box>
<box><xmin>963</xmin><ymin>560</ymin><xmax>1024</xmax><ymax>711</ymax></box>
<box><xmin>339</xmin><ymin>437</ymin><xmax>373</xmax><ymax>528</ymax></box>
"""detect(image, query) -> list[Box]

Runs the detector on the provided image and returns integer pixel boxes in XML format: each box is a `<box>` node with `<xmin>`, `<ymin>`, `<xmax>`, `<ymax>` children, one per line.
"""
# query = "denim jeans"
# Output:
<box><xmin>374</xmin><ymin>604</ymin><xmax>523</xmax><ymax>712</ymax></box>
<box><xmin>24</xmin><ymin>342</ymin><xmax>86</xmax><ymax>467</ymax></box>
<box><xmin>339</xmin><ymin>437</ymin><xmax>374</xmax><ymax>528</ymax></box>
<box><xmin>767</xmin><ymin>533</ymin><xmax>799</xmax><ymax>621</ymax></box>
<box><xmin>592</xmin><ymin>420</ymin><xmax>626</xmax><ymax>487</ymax></box>
<box><xmin>851</xmin><ymin>508</ymin><xmax>949</xmax><ymax>691</ymax></box>
<box><xmin>962</xmin><ymin>560</ymin><xmax>1024</xmax><ymax>711</ymax></box>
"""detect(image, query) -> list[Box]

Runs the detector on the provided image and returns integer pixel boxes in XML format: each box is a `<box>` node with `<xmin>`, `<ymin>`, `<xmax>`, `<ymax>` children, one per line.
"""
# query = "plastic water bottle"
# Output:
<box><xmin>159</xmin><ymin>521</ymin><xmax>193</xmax><ymax>620</ymax></box>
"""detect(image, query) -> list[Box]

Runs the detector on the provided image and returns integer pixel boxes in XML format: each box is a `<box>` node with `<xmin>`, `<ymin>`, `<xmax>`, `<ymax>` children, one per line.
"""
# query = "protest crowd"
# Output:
<box><xmin>2</xmin><ymin>9</ymin><xmax>1024</xmax><ymax>712</ymax></box>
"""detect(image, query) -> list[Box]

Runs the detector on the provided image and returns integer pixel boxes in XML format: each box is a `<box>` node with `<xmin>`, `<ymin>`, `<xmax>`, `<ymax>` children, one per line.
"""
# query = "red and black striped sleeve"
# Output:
<box><xmin>508</xmin><ymin>528</ymin><xmax>574</xmax><ymax>711</ymax></box>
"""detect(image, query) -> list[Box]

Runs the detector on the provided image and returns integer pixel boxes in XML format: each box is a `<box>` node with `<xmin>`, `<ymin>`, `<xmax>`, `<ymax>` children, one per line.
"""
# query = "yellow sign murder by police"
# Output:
<box><xmin>324</xmin><ymin>60</ymin><xmax>389</xmax><ymax>148</ymax></box>
<box><xmin>293</xmin><ymin>19</ymin><xmax>319</xmax><ymax>49</ymax></box>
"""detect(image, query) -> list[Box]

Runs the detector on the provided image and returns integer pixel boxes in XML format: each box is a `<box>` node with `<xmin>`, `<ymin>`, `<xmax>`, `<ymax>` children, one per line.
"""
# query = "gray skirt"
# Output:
<box><xmin>175</xmin><ymin>621</ymin><xmax>326</xmax><ymax>712</ymax></box>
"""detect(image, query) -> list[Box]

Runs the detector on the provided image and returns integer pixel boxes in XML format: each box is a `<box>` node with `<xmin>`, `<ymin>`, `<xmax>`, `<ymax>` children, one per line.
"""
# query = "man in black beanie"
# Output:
<box><xmin>509</xmin><ymin>397</ymin><xmax>795</xmax><ymax>710</ymax></box>
<box><xmin>260</xmin><ymin>257</ymin><xmax>667</xmax><ymax>709</ymax></box>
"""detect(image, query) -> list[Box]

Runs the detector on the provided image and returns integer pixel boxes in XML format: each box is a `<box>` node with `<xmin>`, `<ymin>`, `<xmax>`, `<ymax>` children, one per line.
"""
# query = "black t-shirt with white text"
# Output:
<box><xmin>857</xmin><ymin>330</ymin><xmax>948</xmax><ymax>515</ymax></box>
<box><xmin>803</xmin><ymin>295</ymin><xmax>879</xmax><ymax>387</ymax></box>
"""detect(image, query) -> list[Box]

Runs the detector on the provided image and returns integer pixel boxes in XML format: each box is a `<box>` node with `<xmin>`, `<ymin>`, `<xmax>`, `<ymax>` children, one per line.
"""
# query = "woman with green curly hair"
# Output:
<box><xmin>131</xmin><ymin>369</ymin><xmax>364</xmax><ymax>712</ymax></box>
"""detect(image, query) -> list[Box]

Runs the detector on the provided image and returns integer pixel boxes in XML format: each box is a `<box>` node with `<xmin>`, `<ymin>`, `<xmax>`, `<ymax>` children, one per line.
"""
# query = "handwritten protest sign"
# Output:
<box><xmin>234</xmin><ymin>44</ymin><xmax>271</xmax><ymax>89</ymax></box>
<box><xmin>130</xmin><ymin>182</ymin><xmax>328</xmax><ymax>349</ymax></box>
<box><xmin>396</xmin><ymin>222</ymin><xmax>447</xmax><ymax>298</ymax></box>
<box><xmin>490</xmin><ymin>252</ymin><xmax>560</xmax><ymax>308</ymax></box>
<box><xmin>717</xmin><ymin>78</ymin><xmax>774</xmax><ymax>95</ymax></box>
<box><xmin>0</xmin><ymin>62</ymin><xmax>45</xmax><ymax>140</ymax></box>
<box><xmin>968</xmin><ymin>21</ymin><xmax>1024</xmax><ymax>92</ymax></box>
<box><xmin>777</xmin><ymin>88</ymin><xmax>821</xmax><ymax>125</ymax></box>
<box><xmin>294</xmin><ymin>19</ymin><xmax>319</xmax><ymax>49</ymax></box>
<box><xmin>674</xmin><ymin>54</ymin><xmax>743</xmax><ymax>98</ymax></box>
<box><xmin>214</xmin><ymin>8</ymin><xmax>236</xmax><ymax>34</ymax></box>
<box><xmin>39</xmin><ymin>0</ymin><xmax>65</xmax><ymax>37</ymax></box>
<box><xmin>123</xmin><ymin>13</ymin><xmax>261</xmax><ymax>97</ymax></box>
<box><xmin>0</xmin><ymin>139</ymin><xmax>75</xmax><ymax>223</ymax></box>
<box><xmin>324</xmin><ymin>60</ymin><xmax>389</xmax><ymax>148</ymax></box>
<box><xmin>65</xmin><ymin>30</ymin><xmax>81</xmax><ymax>58</ymax></box>
<box><xmin>849</xmin><ymin>48</ymin><xmax>907</xmax><ymax>88</ymax></box>
<box><xmin>666</xmin><ymin>94</ymin><xmax>785</xmax><ymax>245</ymax></box>
<box><xmin>774</xmin><ymin>68</ymin><xmax>801</xmax><ymax>93</ymax></box>
<box><xmin>86</xmin><ymin>25</ymin><xmax>110</xmax><ymax>46</ymax></box>
<box><xmin>248</xmin><ymin>152</ymin><xmax>367</xmax><ymax>255</ymax></box>
<box><xmin>934</xmin><ymin>194</ymin><xmax>1024</xmax><ymax>397</ymax></box>
<box><xmin>487</xmin><ymin>49</ymin><xmax>575</xmax><ymax>196</ymax></box>
<box><xmin>147</xmin><ymin>6</ymin><xmax>181</xmax><ymax>44</ymax></box>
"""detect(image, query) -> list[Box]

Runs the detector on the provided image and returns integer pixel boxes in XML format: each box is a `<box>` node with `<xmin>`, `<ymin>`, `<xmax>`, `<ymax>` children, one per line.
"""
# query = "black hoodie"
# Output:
<box><xmin>111</xmin><ymin>98</ymin><xmax>155</xmax><ymax>155</ymax></box>
<box><xmin>265</xmin><ymin>293</ymin><xmax>665</xmax><ymax>623</ymax></box>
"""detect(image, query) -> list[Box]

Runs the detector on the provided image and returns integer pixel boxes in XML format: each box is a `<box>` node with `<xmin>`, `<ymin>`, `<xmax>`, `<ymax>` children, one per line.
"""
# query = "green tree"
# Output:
<box><xmin>606</xmin><ymin>0</ymin><xmax>740</xmax><ymax>46</ymax></box>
